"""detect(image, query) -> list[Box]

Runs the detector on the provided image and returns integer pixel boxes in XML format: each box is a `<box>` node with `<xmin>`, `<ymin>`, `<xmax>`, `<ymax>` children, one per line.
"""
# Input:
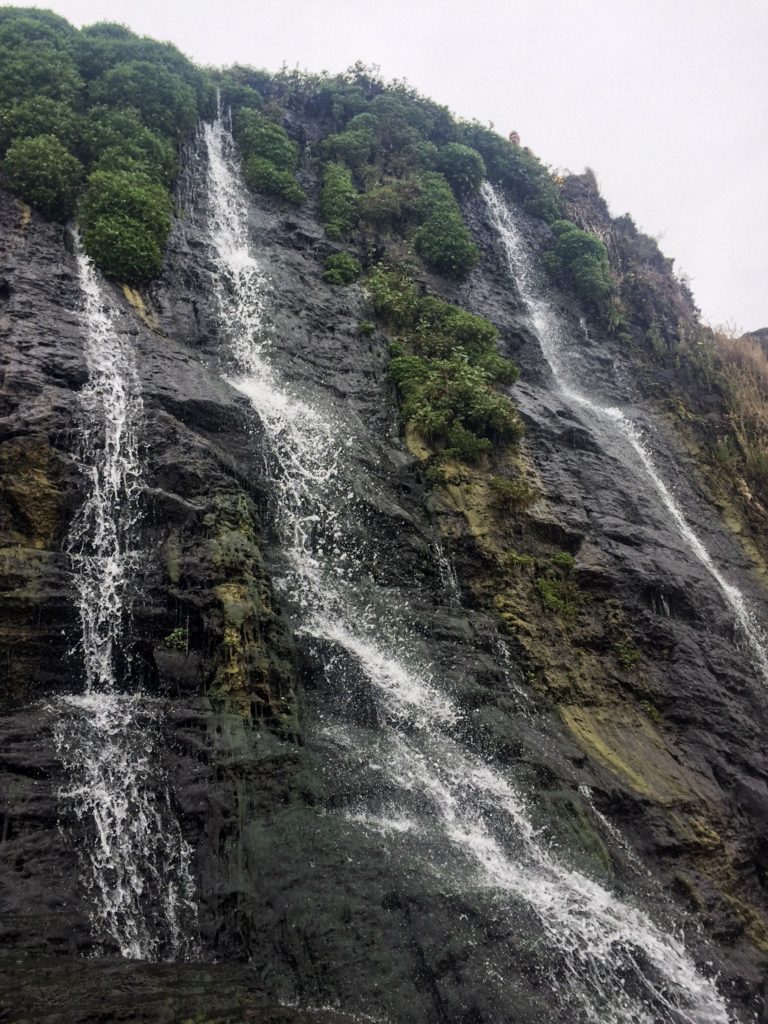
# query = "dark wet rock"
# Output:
<box><xmin>2</xmin><ymin>130</ymin><xmax>768</xmax><ymax>1024</ymax></box>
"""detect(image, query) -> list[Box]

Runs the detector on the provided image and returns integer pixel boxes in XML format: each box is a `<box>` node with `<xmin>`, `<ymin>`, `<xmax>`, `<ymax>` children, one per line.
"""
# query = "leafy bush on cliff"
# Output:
<box><xmin>79</xmin><ymin>169</ymin><xmax>171</xmax><ymax>238</ymax></box>
<box><xmin>544</xmin><ymin>220</ymin><xmax>613</xmax><ymax>315</ymax></box>
<box><xmin>78</xmin><ymin>107</ymin><xmax>177</xmax><ymax>183</ymax></box>
<box><xmin>218</xmin><ymin>67</ymin><xmax>263</xmax><ymax>112</ymax></box>
<box><xmin>368</xmin><ymin>264</ymin><xmax>520</xmax><ymax>461</ymax></box>
<box><xmin>81</xmin><ymin>213</ymin><xmax>162</xmax><ymax>284</ymax></box>
<box><xmin>411</xmin><ymin>172</ymin><xmax>478</xmax><ymax>279</ymax></box>
<box><xmin>234</xmin><ymin>109</ymin><xmax>298</xmax><ymax>170</ymax></box>
<box><xmin>358</xmin><ymin>183</ymin><xmax>401</xmax><ymax>231</ymax></box>
<box><xmin>320</xmin><ymin>161</ymin><xmax>358</xmax><ymax>239</ymax></box>
<box><xmin>388</xmin><ymin>352</ymin><xmax>521</xmax><ymax>461</ymax></box>
<box><xmin>322</xmin><ymin>252</ymin><xmax>362</xmax><ymax>285</ymax></box>
<box><xmin>368</xmin><ymin>266</ymin><xmax>514</xmax><ymax>378</ymax></box>
<box><xmin>79</xmin><ymin>169</ymin><xmax>170</xmax><ymax>282</ymax></box>
<box><xmin>366</xmin><ymin>264</ymin><xmax>421</xmax><ymax>327</ymax></box>
<box><xmin>3</xmin><ymin>134</ymin><xmax>83</xmax><ymax>218</ymax></box>
<box><xmin>0</xmin><ymin>97</ymin><xmax>80</xmax><ymax>154</ymax></box>
<box><xmin>233</xmin><ymin>108</ymin><xmax>305</xmax><ymax>204</ymax></box>
<box><xmin>437</xmin><ymin>142</ymin><xmax>486</xmax><ymax>198</ymax></box>
<box><xmin>243</xmin><ymin>157</ymin><xmax>305</xmax><ymax>204</ymax></box>
<box><xmin>458</xmin><ymin>121</ymin><xmax>562</xmax><ymax>221</ymax></box>
<box><xmin>321</xmin><ymin>114</ymin><xmax>378</xmax><ymax>172</ymax></box>
<box><xmin>0</xmin><ymin>9</ymin><xmax>216</xmax><ymax>281</ymax></box>
<box><xmin>0</xmin><ymin>9</ymin><xmax>82</xmax><ymax>107</ymax></box>
<box><xmin>75</xmin><ymin>21</ymin><xmax>216</xmax><ymax>116</ymax></box>
<box><xmin>414</xmin><ymin>212</ymin><xmax>478</xmax><ymax>279</ymax></box>
<box><xmin>89</xmin><ymin>60</ymin><xmax>197</xmax><ymax>141</ymax></box>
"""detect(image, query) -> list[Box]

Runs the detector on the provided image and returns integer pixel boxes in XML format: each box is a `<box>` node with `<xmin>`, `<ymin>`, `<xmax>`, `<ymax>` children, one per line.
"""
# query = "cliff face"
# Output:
<box><xmin>2</xmin><ymin>116</ymin><xmax>768</xmax><ymax>1024</ymax></box>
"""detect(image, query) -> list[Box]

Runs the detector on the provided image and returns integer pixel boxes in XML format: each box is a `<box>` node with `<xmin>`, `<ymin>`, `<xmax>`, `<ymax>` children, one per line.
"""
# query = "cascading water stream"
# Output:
<box><xmin>203</xmin><ymin>111</ymin><xmax>736</xmax><ymax>1022</ymax></box>
<box><xmin>52</xmin><ymin>239</ymin><xmax>197</xmax><ymax>960</ymax></box>
<box><xmin>482</xmin><ymin>182</ymin><xmax>768</xmax><ymax>684</ymax></box>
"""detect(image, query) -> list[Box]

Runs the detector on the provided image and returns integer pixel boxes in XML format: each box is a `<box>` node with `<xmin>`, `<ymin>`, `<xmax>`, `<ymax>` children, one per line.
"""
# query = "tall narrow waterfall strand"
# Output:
<box><xmin>53</xmin><ymin>240</ymin><xmax>198</xmax><ymax>961</ymax></box>
<box><xmin>203</xmin><ymin>112</ymin><xmax>733</xmax><ymax>1023</ymax></box>
<box><xmin>482</xmin><ymin>182</ymin><xmax>768</xmax><ymax>684</ymax></box>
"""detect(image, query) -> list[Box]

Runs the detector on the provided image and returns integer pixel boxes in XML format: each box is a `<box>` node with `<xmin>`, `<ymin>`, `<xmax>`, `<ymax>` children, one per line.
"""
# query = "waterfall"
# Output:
<box><xmin>53</xmin><ymin>240</ymin><xmax>197</xmax><ymax>960</ymax></box>
<box><xmin>482</xmin><ymin>182</ymin><xmax>768</xmax><ymax>684</ymax></box>
<box><xmin>203</xmin><ymin>112</ymin><xmax>734</xmax><ymax>1023</ymax></box>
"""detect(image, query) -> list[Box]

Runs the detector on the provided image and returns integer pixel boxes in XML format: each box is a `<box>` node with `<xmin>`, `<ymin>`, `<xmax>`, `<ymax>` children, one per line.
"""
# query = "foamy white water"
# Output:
<box><xmin>203</xmin><ymin>112</ymin><xmax>735</xmax><ymax>1021</ymax></box>
<box><xmin>482</xmin><ymin>182</ymin><xmax>768</xmax><ymax>684</ymax></box>
<box><xmin>53</xmin><ymin>240</ymin><xmax>197</xmax><ymax>960</ymax></box>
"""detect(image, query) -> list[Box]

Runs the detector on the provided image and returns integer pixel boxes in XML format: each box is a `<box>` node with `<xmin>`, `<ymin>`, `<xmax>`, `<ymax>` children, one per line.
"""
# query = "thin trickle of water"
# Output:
<box><xmin>578</xmin><ymin>784</ymin><xmax>646</xmax><ymax>874</ymax></box>
<box><xmin>53</xmin><ymin>240</ymin><xmax>197</xmax><ymax>960</ymax></box>
<box><xmin>203</xmin><ymin>113</ymin><xmax>735</xmax><ymax>1022</ymax></box>
<box><xmin>482</xmin><ymin>182</ymin><xmax>768</xmax><ymax>684</ymax></box>
<box><xmin>433</xmin><ymin>540</ymin><xmax>462</xmax><ymax>604</ymax></box>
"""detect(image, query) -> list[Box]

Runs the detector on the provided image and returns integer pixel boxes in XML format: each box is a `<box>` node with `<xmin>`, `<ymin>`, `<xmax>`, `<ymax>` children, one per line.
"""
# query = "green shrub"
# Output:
<box><xmin>217</xmin><ymin>68</ymin><xmax>262</xmax><ymax>112</ymax></box>
<box><xmin>232</xmin><ymin>109</ymin><xmax>304</xmax><ymax>204</ymax></box>
<box><xmin>458</xmin><ymin>122</ymin><xmax>562</xmax><ymax>221</ymax></box>
<box><xmin>89</xmin><ymin>60</ymin><xmax>197</xmax><ymax>140</ymax></box>
<box><xmin>358</xmin><ymin>184</ymin><xmax>401</xmax><ymax>231</ymax></box>
<box><xmin>412</xmin><ymin>171</ymin><xmax>456</xmax><ymax>217</ymax></box>
<box><xmin>400</xmin><ymin>140</ymin><xmax>438</xmax><ymax>173</ymax></box>
<box><xmin>477</xmin><ymin>349</ymin><xmax>519</xmax><ymax>384</ymax></box>
<box><xmin>0</xmin><ymin>40</ymin><xmax>83</xmax><ymax>106</ymax></box>
<box><xmin>544</xmin><ymin>220</ymin><xmax>613</xmax><ymax>315</ymax></box>
<box><xmin>234</xmin><ymin>108</ymin><xmax>298</xmax><ymax>170</ymax></box>
<box><xmin>414</xmin><ymin>213</ymin><xmax>479</xmax><ymax>279</ymax></box>
<box><xmin>535</xmin><ymin>569</ymin><xmax>581</xmax><ymax>616</ymax></box>
<box><xmin>3</xmin><ymin>134</ymin><xmax>83</xmax><ymax>219</ymax></box>
<box><xmin>79</xmin><ymin>169</ymin><xmax>171</xmax><ymax>239</ymax></box>
<box><xmin>78</xmin><ymin>169</ymin><xmax>170</xmax><ymax>283</ymax></box>
<box><xmin>551</xmin><ymin>551</ymin><xmax>576</xmax><ymax>571</ymax></box>
<box><xmin>243</xmin><ymin>156</ymin><xmax>305</xmax><ymax>204</ymax></box>
<box><xmin>617</xmin><ymin>641</ymin><xmax>641</xmax><ymax>670</ymax></box>
<box><xmin>74</xmin><ymin>21</ymin><xmax>216</xmax><ymax>115</ymax></box>
<box><xmin>410</xmin><ymin>172</ymin><xmax>478</xmax><ymax>279</ymax></box>
<box><xmin>534</xmin><ymin>552</ymin><xmax>581</xmax><ymax>615</ymax></box>
<box><xmin>388</xmin><ymin>352</ymin><xmax>521</xmax><ymax>461</ymax></box>
<box><xmin>639</xmin><ymin>697</ymin><xmax>659</xmax><ymax>719</ymax></box>
<box><xmin>322</xmin><ymin>252</ymin><xmax>362</xmax><ymax>285</ymax></box>
<box><xmin>321</xmin><ymin>120</ymin><xmax>377</xmax><ymax>171</ymax></box>
<box><xmin>320</xmin><ymin>161</ymin><xmax>358</xmax><ymax>239</ymax></box>
<box><xmin>366</xmin><ymin>264</ymin><xmax>421</xmax><ymax>329</ymax></box>
<box><xmin>489</xmin><ymin>474</ymin><xmax>538</xmax><ymax>511</ymax></box>
<box><xmin>415</xmin><ymin>297</ymin><xmax>497</xmax><ymax>358</ymax></box>
<box><xmin>162</xmin><ymin>626</ymin><xmax>189</xmax><ymax>652</ymax></box>
<box><xmin>90</xmin><ymin>145</ymin><xmax>164</xmax><ymax>183</ymax></box>
<box><xmin>0</xmin><ymin>7</ymin><xmax>77</xmax><ymax>48</ymax></box>
<box><xmin>368</xmin><ymin>264</ymin><xmax>518</xmax><ymax>382</ymax></box>
<box><xmin>437</xmin><ymin>142</ymin><xmax>486</xmax><ymax>198</ymax></box>
<box><xmin>81</xmin><ymin>213</ymin><xmax>162</xmax><ymax>283</ymax></box>
<box><xmin>0</xmin><ymin>12</ymin><xmax>218</xmax><ymax>282</ymax></box>
<box><xmin>0</xmin><ymin>97</ymin><xmax>80</xmax><ymax>154</ymax></box>
<box><xmin>78</xmin><ymin>107</ymin><xmax>178</xmax><ymax>183</ymax></box>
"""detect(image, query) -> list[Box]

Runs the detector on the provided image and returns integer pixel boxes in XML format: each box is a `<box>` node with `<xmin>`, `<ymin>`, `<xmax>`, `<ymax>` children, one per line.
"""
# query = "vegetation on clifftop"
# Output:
<box><xmin>1</xmin><ymin>11</ymin><xmax>573</xmax><ymax>290</ymax></box>
<box><xmin>0</xmin><ymin>7</ymin><xmax>214</xmax><ymax>282</ymax></box>
<box><xmin>219</xmin><ymin>60</ymin><xmax>565</xmax><ymax>283</ymax></box>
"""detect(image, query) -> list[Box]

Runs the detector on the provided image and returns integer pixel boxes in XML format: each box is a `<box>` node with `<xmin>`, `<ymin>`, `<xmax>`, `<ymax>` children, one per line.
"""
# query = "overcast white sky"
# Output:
<box><xmin>9</xmin><ymin>0</ymin><xmax>767</xmax><ymax>329</ymax></box>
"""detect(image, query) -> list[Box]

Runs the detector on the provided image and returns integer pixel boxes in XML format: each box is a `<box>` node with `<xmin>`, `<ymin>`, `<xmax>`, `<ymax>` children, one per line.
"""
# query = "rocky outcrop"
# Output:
<box><xmin>2</xmin><ymin>127</ymin><xmax>768</xmax><ymax>1024</ymax></box>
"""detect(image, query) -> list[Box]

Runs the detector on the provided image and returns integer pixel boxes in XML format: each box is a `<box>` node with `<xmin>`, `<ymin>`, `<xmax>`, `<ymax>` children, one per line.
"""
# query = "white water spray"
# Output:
<box><xmin>483</xmin><ymin>182</ymin><xmax>768</xmax><ymax>683</ymax></box>
<box><xmin>53</xmin><ymin>240</ymin><xmax>197</xmax><ymax>960</ymax></box>
<box><xmin>203</xmin><ymin>113</ymin><xmax>735</xmax><ymax>1022</ymax></box>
